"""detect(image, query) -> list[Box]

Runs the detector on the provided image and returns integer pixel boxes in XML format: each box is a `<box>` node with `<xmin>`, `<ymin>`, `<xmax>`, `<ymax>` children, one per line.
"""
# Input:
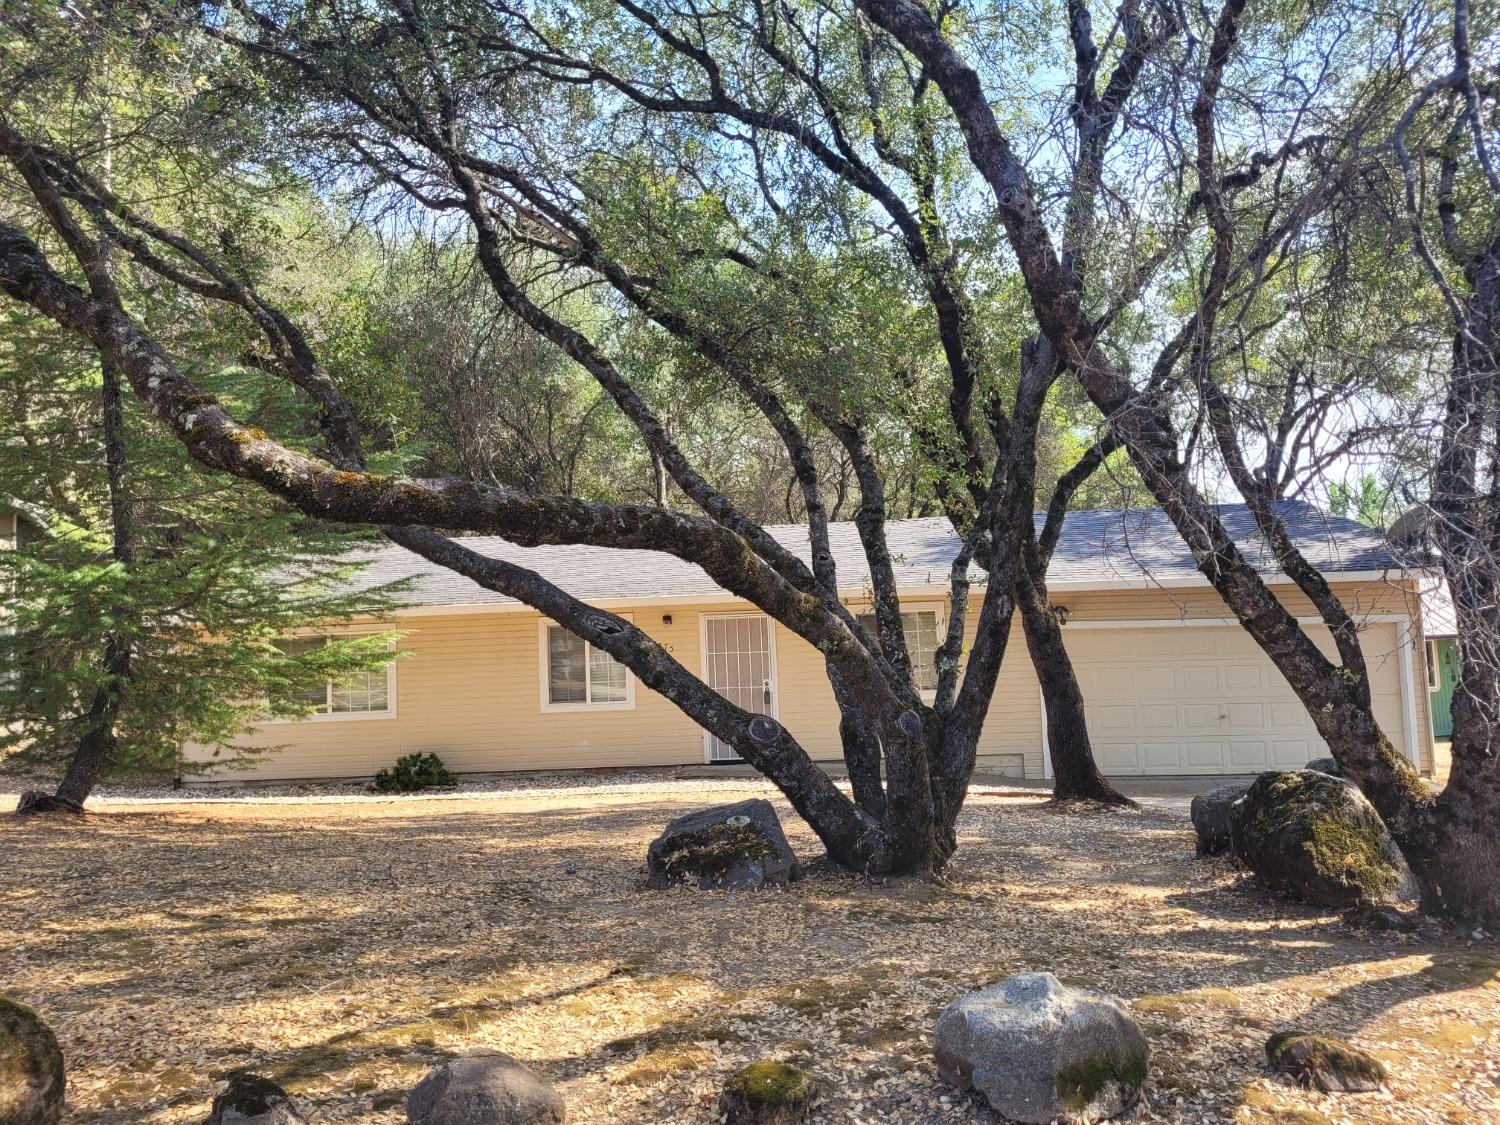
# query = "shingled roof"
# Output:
<box><xmin>337</xmin><ymin>499</ymin><xmax>1397</xmax><ymax>612</ymax></box>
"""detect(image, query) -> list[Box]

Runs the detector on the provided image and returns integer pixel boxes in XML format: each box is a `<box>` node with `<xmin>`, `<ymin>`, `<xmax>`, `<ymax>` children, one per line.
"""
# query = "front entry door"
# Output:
<box><xmin>702</xmin><ymin>614</ymin><xmax>776</xmax><ymax>762</ymax></box>
<box><xmin>1430</xmin><ymin>637</ymin><xmax>1460</xmax><ymax>739</ymax></box>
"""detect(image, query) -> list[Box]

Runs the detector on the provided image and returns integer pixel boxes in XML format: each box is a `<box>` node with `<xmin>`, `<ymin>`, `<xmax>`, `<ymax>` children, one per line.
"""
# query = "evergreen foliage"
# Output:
<box><xmin>372</xmin><ymin>752</ymin><xmax>458</xmax><ymax>793</ymax></box>
<box><xmin>0</xmin><ymin>230</ymin><xmax>407</xmax><ymax>786</ymax></box>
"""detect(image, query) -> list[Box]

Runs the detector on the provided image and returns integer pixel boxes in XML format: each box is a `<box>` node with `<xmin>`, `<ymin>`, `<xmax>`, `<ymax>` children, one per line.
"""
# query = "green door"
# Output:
<box><xmin>1429</xmin><ymin>637</ymin><xmax>1460</xmax><ymax>739</ymax></box>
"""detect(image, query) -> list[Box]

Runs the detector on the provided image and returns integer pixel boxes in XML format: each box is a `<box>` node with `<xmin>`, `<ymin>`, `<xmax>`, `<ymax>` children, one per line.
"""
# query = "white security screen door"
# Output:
<box><xmin>702</xmin><ymin>614</ymin><xmax>776</xmax><ymax>762</ymax></box>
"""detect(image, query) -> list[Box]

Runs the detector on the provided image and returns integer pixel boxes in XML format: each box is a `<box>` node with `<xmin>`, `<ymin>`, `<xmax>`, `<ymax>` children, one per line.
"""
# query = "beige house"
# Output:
<box><xmin>1</xmin><ymin>504</ymin><xmax>40</xmax><ymax>552</ymax></box>
<box><xmin>184</xmin><ymin>502</ymin><xmax>1437</xmax><ymax>782</ymax></box>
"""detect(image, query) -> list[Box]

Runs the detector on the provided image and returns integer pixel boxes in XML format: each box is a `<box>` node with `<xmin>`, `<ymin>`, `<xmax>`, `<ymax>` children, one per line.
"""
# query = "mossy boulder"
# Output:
<box><xmin>646</xmin><ymin>799</ymin><xmax>800</xmax><ymax>890</ymax></box>
<box><xmin>1230</xmin><ymin>770</ymin><xmax>1409</xmax><ymax>907</ymax></box>
<box><xmin>934</xmin><ymin>972</ymin><xmax>1148</xmax><ymax>1123</ymax></box>
<box><xmin>1266</xmin><ymin>1031</ymin><xmax>1388</xmax><ymax>1092</ymax></box>
<box><xmin>718</xmin><ymin>1061</ymin><xmax>818</xmax><ymax>1124</ymax></box>
<box><xmin>206</xmin><ymin>1072</ymin><xmax>306</xmax><ymax>1124</ymax></box>
<box><xmin>1190</xmin><ymin>782</ymin><xmax>1250</xmax><ymax>856</ymax></box>
<box><xmin>0</xmin><ymin>996</ymin><xmax>64</xmax><ymax>1125</ymax></box>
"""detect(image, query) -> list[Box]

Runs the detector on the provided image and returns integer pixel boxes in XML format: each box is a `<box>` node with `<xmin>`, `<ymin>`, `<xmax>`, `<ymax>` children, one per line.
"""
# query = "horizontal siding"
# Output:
<box><xmin>186</xmin><ymin>577</ymin><xmax>1433</xmax><ymax>781</ymax></box>
<box><xmin>188</xmin><ymin>608</ymin><xmax>706</xmax><ymax>780</ymax></box>
<box><xmin>770</xmin><ymin>595</ymin><xmax>1039</xmax><ymax>774</ymax></box>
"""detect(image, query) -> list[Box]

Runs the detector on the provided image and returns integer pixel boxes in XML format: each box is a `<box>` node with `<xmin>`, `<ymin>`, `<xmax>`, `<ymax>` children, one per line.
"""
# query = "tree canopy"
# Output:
<box><xmin>0</xmin><ymin>0</ymin><xmax>1496</xmax><ymax>920</ymax></box>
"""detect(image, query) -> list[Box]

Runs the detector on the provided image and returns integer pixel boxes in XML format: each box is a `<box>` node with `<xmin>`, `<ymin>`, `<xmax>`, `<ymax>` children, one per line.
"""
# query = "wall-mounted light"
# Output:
<box><xmin>1055</xmin><ymin>605</ymin><xmax>1071</xmax><ymax>626</ymax></box>
<box><xmin>662</xmin><ymin>613</ymin><xmax>673</xmax><ymax>626</ymax></box>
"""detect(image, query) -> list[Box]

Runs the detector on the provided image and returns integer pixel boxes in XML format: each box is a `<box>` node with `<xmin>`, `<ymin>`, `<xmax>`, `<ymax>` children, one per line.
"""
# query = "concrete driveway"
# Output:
<box><xmin>681</xmin><ymin>761</ymin><xmax>1252</xmax><ymax>815</ymax></box>
<box><xmin>970</xmin><ymin>770</ymin><xmax>1261</xmax><ymax>813</ymax></box>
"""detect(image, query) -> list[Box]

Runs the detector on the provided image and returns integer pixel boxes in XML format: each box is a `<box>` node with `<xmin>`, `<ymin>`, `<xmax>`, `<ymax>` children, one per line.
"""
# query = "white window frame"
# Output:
<box><xmin>263</xmin><ymin>629</ymin><xmax>398</xmax><ymax>724</ymax></box>
<box><xmin>538</xmin><ymin>616</ymin><xmax>637</xmax><ymax>713</ymax></box>
<box><xmin>856</xmin><ymin>602</ymin><xmax>945</xmax><ymax>701</ymax></box>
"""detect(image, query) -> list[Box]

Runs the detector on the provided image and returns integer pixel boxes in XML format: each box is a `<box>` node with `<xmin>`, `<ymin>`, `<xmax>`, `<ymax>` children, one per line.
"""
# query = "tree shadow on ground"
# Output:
<box><xmin>7</xmin><ymin>791</ymin><xmax>1497</xmax><ymax>1123</ymax></box>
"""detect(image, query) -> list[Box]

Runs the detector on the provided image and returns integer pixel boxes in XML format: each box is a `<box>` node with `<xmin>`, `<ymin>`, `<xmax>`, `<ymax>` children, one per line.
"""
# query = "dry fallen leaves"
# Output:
<box><xmin>2</xmin><ymin>776</ymin><xmax>1497</xmax><ymax>1123</ymax></box>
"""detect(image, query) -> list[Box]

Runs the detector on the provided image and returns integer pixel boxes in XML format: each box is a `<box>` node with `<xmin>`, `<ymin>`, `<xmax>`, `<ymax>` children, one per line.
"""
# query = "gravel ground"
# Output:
<box><xmin>3</xmin><ymin>783</ymin><xmax>1497</xmax><ymax>1124</ymax></box>
<box><xmin>0</xmin><ymin>767</ymin><xmax>1037</xmax><ymax>806</ymax></box>
<box><xmin>2</xmin><ymin>766</ymin><xmax>749</xmax><ymax>804</ymax></box>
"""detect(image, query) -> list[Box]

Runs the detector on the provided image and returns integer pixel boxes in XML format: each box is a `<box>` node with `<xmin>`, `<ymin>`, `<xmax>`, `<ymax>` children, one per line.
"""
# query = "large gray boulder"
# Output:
<box><xmin>0</xmin><ymin>996</ymin><xmax>64</xmax><ymax>1125</ymax></box>
<box><xmin>646</xmin><ymin>799</ymin><xmax>800</xmax><ymax>890</ymax></box>
<box><xmin>1304</xmin><ymin>757</ymin><xmax>1343</xmax><ymax>777</ymax></box>
<box><xmin>407</xmin><ymin>1051</ymin><xmax>564</xmax><ymax>1125</ymax></box>
<box><xmin>1230</xmin><ymin>770</ymin><xmax>1408</xmax><ymax>907</ymax></box>
<box><xmin>1190</xmin><ymin>783</ymin><xmax>1250</xmax><ymax>856</ymax></box>
<box><xmin>933</xmin><ymin>972</ymin><xmax>1148</xmax><ymax>1123</ymax></box>
<box><xmin>206</xmin><ymin>1073</ymin><xmax>306</xmax><ymax>1124</ymax></box>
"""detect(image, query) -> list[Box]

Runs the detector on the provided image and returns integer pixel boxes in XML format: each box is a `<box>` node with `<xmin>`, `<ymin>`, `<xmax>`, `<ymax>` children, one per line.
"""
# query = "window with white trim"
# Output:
<box><xmin>543</xmin><ymin>623</ymin><xmax>633</xmax><ymax>708</ymax></box>
<box><xmin>275</xmin><ymin>636</ymin><xmax>392</xmax><ymax>716</ymax></box>
<box><xmin>857</xmin><ymin>608</ymin><xmax>941</xmax><ymax>692</ymax></box>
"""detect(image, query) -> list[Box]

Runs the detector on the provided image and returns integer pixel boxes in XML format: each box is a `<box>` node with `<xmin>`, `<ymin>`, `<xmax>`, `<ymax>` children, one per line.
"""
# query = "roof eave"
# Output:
<box><xmin>386</xmin><ymin>566</ymin><xmax>1413</xmax><ymax>617</ymax></box>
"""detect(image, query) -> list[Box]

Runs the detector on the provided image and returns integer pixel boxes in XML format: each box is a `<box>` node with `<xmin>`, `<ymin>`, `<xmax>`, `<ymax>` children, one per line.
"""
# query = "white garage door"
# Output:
<box><xmin>1064</xmin><ymin>624</ymin><xmax>1405</xmax><ymax>775</ymax></box>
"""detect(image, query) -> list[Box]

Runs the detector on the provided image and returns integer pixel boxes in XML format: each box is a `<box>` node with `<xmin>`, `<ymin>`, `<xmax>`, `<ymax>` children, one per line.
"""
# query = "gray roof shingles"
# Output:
<box><xmin>342</xmin><ymin>499</ymin><xmax>1395</xmax><ymax>611</ymax></box>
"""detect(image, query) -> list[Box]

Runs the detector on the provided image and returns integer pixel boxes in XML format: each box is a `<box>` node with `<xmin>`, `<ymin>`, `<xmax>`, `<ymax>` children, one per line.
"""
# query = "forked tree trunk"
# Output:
<box><xmin>832</xmin><ymin>670</ymin><xmax>888</xmax><ymax>821</ymax></box>
<box><xmin>1016</xmin><ymin>566</ymin><xmax>1134</xmax><ymax>807</ymax></box>
<box><xmin>852</xmin><ymin>0</ymin><xmax>1500</xmax><ymax>919</ymax></box>
<box><xmin>0</xmin><ymin>134</ymin><xmax>1029</xmax><ymax>881</ymax></box>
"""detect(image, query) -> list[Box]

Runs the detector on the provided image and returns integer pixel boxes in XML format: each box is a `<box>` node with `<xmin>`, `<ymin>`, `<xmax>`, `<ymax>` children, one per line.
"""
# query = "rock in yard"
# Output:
<box><xmin>933</xmin><ymin>972</ymin><xmax>1148</xmax><ymax>1123</ymax></box>
<box><xmin>1304</xmin><ymin>757</ymin><xmax>1343</xmax><ymax>776</ymax></box>
<box><xmin>0</xmin><ymin>995</ymin><xmax>65</xmax><ymax>1125</ymax></box>
<box><xmin>645</xmin><ymin>799</ymin><xmax>800</xmax><ymax>890</ymax></box>
<box><xmin>1230</xmin><ymin>770</ymin><xmax>1409</xmax><ymax>907</ymax></box>
<box><xmin>1266</xmin><ymin>1031</ymin><xmax>1388</xmax><ymax>1092</ymax></box>
<box><xmin>407</xmin><ymin>1051</ymin><xmax>564</xmax><ymax>1125</ymax></box>
<box><xmin>1190</xmin><ymin>782</ymin><xmax>1249</xmax><ymax>856</ymax></box>
<box><xmin>1342</xmin><ymin>904</ymin><xmax>1418</xmax><ymax>932</ymax></box>
<box><xmin>718</xmin><ymin>1061</ymin><xmax>818</xmax><ymax>1124</ymax></box>
<box><xmin>207</xmin><ymin>1073</ymin><xmax>306</xmax><ymax>1124</ymax></box>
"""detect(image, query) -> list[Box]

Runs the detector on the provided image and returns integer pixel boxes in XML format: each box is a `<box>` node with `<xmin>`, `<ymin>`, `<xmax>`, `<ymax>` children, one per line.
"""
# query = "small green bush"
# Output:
<box><xmin>371</xmin><ymin>752</ymin><xmax>457</xmax><ymax>793</ymax></box>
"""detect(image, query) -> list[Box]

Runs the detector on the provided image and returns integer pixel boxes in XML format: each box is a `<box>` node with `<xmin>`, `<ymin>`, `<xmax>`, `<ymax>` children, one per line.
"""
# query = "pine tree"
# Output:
<box><xmin>0</xmin><ymin>306</ymin><xmax>406</xmax><ymax>808</ymax></box>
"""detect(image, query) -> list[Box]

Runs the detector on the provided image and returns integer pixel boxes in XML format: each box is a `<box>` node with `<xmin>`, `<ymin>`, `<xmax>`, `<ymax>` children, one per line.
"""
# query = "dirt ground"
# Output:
<box><xmin>3</xmin><ymin>779</ymin><xmax>1497</xmax><ymax>1124</ymax></box>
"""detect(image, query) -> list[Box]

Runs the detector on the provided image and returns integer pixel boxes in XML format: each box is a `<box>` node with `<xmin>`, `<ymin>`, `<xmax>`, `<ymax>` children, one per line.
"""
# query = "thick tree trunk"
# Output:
<box><xmin>830</xmin><ymin>663</ymin><xmax>888</xmax><ymax>821</ymax></box>
<box><xmin>1419</xmin><ymin>667</ymin><xmax>1500</xmax><ymax>922</ymax></box>
<box><xmin>1015</xmin><ymin>566</ymin><xmax>1134</xmax><ymax>807</ymax></box>
<box><xmin>853</xmin><ymin>0</ymin><xmax>1495</xmax><ymax>916</ymax></box>
<box><xmin>1418</xmin><ymin>244</ymin><xmax>1500</xmax><ymax>926</ymax></box>
<box><xmin>1313</xmin><ymin>701</ymin><xmax>1500</xmax><ymax>924</ymax></box>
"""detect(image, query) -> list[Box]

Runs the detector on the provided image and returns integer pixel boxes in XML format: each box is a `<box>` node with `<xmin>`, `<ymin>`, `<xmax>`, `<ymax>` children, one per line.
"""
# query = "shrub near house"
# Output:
<box><xmin>372</xmin><ymin>753</ymin><xmax>457</xmax><ymax>793</ymax></box>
